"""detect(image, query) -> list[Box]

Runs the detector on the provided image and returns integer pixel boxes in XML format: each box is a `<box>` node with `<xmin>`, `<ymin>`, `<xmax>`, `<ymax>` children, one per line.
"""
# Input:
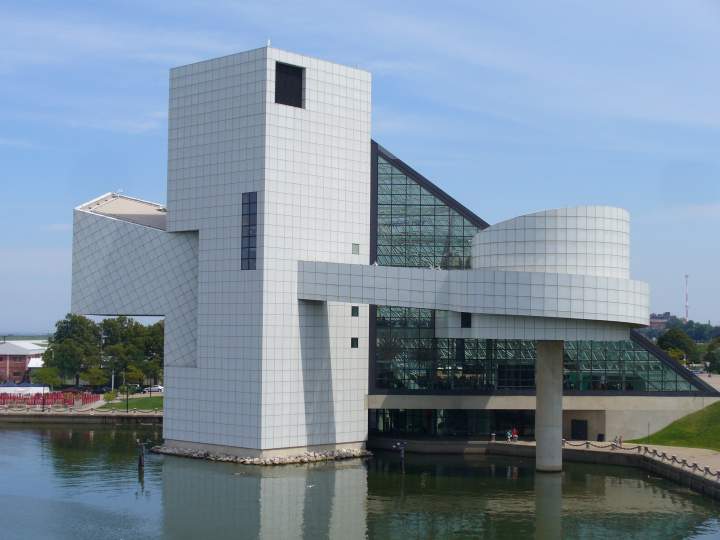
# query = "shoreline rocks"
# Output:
<box><xmin>151</xmin><ymin>445</ymin><xmax>372</xmax><ymax>465</ymax></box>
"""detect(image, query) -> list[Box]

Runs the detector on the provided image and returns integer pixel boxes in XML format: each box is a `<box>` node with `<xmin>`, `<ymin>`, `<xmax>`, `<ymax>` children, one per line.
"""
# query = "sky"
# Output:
<box><xmin>1</xmin><ymin>0</ymin><xmax>719</xmax><ymax>333</ymax></box>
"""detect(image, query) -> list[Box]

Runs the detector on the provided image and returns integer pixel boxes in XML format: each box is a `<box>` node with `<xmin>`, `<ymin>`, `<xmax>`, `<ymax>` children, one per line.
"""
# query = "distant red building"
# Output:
<box><xmin>649</xmin><ymin>312</ymin><xmax>673</xmax><ymax>331</ymax></box>
<box><xmin>0</xmin><ymin>340</ymin><xmax>46</xmax><ymax>383</ymax></box>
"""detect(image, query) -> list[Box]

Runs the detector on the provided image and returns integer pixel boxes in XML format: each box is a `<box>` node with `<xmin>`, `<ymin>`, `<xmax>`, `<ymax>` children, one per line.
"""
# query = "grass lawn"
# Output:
<box><xmin>630</xmin><ymin>401</ymin><xmax>720</xmax><ymax>452</ymax></box>
<box><xmin>99</xmin><ymin>396</ymin><xmax>163</xmax><ymax>412</ymax></box>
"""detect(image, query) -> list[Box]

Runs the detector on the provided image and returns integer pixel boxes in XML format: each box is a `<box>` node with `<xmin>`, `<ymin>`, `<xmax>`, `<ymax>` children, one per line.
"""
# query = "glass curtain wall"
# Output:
<box><xmin>370</xmin><ymin>409</ymin><xmax>535</xmax><ymax>438</ymax></box>
<box><xmin>372</xmin><ymin>149</ymin><xmax>700</xmax><ymax>395</ymax></box>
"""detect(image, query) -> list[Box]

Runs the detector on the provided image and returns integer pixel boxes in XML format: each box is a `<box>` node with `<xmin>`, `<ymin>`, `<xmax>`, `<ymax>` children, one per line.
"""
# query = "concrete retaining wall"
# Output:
<box><xmin>486</xmin><ymin>442</ymin><xmax>720</xmax><ymax>501</ymax></box>
<box><xmin>0</xmin><ymin>413</ymin><xmax>163</xmax><ymax>425</ymax></box>
<box><xmin>369</xmin><ymin>437</ymin><xmax>489</xmax><ymax>454</ymax></box>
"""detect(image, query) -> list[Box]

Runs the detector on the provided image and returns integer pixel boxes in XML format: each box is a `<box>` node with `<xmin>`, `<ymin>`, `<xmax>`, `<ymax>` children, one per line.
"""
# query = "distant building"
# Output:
<box><xmin>0</xmin><ymin>340</ymin><xmax>46</xmax><ymax>383</ymax></box>
<box><xmin>650</xmin><ymin>312</ymin><xmax>673</xmax><ymax>331</ymax></box>
<box><xmin>0</xmin><ymin>382</ymin><xmax>50</xmax><ymax>395</ymax></box>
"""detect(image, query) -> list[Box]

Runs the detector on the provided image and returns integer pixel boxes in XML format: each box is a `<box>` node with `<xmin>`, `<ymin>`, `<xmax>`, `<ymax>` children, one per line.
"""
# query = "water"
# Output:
<box><xmin>0</xmin><ymin>425</ymin><xmax>718</xmax><ymax>539</ymax></box>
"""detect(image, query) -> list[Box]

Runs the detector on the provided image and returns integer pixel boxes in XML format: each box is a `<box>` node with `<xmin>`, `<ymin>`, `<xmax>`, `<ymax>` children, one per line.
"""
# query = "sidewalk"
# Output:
<box><xmin>488</xmin><ymin>439</ymin><xmax>720</xmax><ymax>497</ymax></box>
<box><xmin>696</xmin><ymin>373</ymin><xmax>720</xmax><ymax>392</ymax></box>
<box><xmin>503</xmin><ymin>439</ymin><xmax>720</xmax><ymax>471</ymax></box>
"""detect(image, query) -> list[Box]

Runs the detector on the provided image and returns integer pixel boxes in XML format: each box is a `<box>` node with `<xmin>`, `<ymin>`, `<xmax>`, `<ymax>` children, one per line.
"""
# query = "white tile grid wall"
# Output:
<box><xmin>297</xmin><ymin>261</ymin><xmax>650</xmax><ymax>329</ymax></box>
<box><xmin>259</xmin><ymin>48</ymin><xmax>371</xmax><ymax>450</ymax></box>
<box><xmin>472</xmin><ymin>206</ymin><xmax>631</xmax><ymax>279</ymax></box>
<box><xmin>164</xmin><ymin>47</ymin><xmax>372</xmax><ymax>451</ymax></box>
<box><xmin>71</xmin><ymin>211</ymin><xmax>199</xmax><ymax>368</ymax></box>
<box><xmin>435</xmin><ymin>311</ymin><xmax>630</xmax><ymax>341</ymax></box>
<box><xmin>165</xmin><ymin>48</ymin><xmax>270</xmax><ymax>448</ymax></box>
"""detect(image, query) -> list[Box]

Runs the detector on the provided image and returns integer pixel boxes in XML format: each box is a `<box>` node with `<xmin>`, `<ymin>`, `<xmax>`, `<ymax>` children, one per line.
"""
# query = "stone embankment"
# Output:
<box><xmin>151</xmin><ymin>445</ymin><xmax>371</xmax><ymax>465</ymax></box>
<box><xmin>0</xmin><ymin>404</ymin><xmax>163</xmax><ymax>424</ymax></box>
<box><xmin>487</xmin><ymin>440</ymin><xmax>720</xmax><ymax>501</ymax></box>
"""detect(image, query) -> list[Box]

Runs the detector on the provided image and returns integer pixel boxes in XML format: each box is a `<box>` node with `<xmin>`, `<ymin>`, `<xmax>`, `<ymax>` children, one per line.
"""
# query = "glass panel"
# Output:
<box><xmin>372</xmin><ymin>153</ymin><xmax>699</xmax><ymax>394</ymax></box>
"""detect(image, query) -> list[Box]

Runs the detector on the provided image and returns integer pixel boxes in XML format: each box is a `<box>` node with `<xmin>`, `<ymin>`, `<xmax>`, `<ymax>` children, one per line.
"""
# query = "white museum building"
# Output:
<box><xmin>71</xmin><ymin>46</ymin><xmax>718</xmax><ymax>471</ymax></box>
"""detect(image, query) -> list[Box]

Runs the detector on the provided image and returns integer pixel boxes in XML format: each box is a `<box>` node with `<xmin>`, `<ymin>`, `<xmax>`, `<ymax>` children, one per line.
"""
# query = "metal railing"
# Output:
<box><xmin>560</xmin><ymin>439</ymin><xmax>720</xmax><ymax>483</ymax></box>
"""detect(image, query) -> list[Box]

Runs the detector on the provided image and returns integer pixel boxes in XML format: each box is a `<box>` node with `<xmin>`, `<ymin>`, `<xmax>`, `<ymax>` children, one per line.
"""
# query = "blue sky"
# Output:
<box><xmin>1</xmin><ymin>0</ymin><xmax>719</xmax><ymax>333</ymax></box>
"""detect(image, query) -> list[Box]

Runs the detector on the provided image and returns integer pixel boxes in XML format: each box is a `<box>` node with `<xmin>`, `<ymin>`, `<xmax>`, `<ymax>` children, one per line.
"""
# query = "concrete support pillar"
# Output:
<box><xmin>535</xmin><ymin>340</ymin><xmax>564</xmax><ymax>472</ymax></box>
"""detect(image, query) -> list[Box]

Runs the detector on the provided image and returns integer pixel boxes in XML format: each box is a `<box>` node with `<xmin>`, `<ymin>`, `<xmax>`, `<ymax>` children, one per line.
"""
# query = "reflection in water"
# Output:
<box><xmin>45</xmin><ymin>425</ymin><xmax>162</xmax><ymax>483</ymax></box>
<box><xmin>0</xmin><ymin>426</ymin><xmax>719</xmax><ymax>540</ymax></box>
<box><xmin>161</xmin><ymin>458</ymin><xmax>367</xmax><ymax>540</ymax></box>
<box><xmin>535</xmin><ymin>473</ymin><xmax>562</xmax><ymax>540</ymax></box>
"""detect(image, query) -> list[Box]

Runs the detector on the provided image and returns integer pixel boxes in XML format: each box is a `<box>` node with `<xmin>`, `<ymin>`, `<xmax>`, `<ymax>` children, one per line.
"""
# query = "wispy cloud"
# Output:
<box><xmin>67</xmin><ymin>110</ymin><xmax>169</xmax><ymax>134</ymax></box>
<box><xmin>0</xmin><ymin>13</ymin><xmax>234</xmax><ymax>70</ymax></box>
<box><xmin>0</xmin><ymin>137</ymin><xmax>33</xmax><ymax>148</ymax></box>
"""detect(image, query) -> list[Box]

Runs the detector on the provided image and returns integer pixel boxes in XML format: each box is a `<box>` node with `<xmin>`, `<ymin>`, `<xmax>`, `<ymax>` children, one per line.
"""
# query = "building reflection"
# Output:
<box><xmin>161</xmin><ymin>457</ymin><xmax>368</xmax><ymax>540</ymax></box>
<box><xmin>535</xmin><ymin>473</ymin><xmax>562</xmax><ymax>539</ymax></box>
<box><xmin>9</xmin><ymin>426</ymin><xmax>716</xmax><ymax>539</ymax></box>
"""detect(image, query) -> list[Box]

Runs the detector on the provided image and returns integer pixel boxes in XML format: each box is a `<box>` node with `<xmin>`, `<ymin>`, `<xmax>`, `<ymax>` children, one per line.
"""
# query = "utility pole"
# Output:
<box><xmin>684</xmin><ymin>274</ymin><xmax>689</xmax><ymax>322</ymax></box>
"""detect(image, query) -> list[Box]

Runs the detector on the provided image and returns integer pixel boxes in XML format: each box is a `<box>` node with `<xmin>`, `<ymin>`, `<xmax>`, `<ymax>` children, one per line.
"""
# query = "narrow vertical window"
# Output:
<box><xmin>351</xmin><ymin>338</ymin><xmax>359</xmax><ymax>348</ymax></box>
<box><xmin>351</xmin><ymin>306</ymin><xmax>359</xmax><ymax>317</ymax></box>
<box><xmin>241</xmin><ymin>192</ymin><xmax>257</xmax><ymax>270</ymax></box>
<box><xmin>352</xmin><ymin>243</ymin><xmax>360</xmax><ymax>255</ymax></box>
<box><xmin>461</xmin><ymin>312</ymin><xmax>472</xmax><ymax>328</ymax></box>
<box><xmin>275</xmin><ymin>62</ymin><xmax>304</xmax><ymax>108</ymax></box>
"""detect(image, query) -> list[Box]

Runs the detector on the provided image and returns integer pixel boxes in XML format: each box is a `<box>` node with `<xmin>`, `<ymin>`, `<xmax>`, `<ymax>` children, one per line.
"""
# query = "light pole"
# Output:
<box><xmin>124</xmin><ymin>369</ymin><xmax>129</xmax><ymax>413</ymax></box>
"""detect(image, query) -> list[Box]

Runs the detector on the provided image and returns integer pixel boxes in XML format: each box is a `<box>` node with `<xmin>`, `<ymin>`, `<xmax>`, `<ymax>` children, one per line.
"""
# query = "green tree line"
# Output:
<box><xmin>641</xmin><ymin>316</ymin><xmax>720</xmax><ymax>342</ymax></box>
<box><xmin>38</xmin><ymin>314</ymin><xmax>164</xmax><ymax>388</ymax></box>
<box><xmin>656</xmin><ymin>327</ymin><xmax>720</xmax><ymax>373</ymax></box>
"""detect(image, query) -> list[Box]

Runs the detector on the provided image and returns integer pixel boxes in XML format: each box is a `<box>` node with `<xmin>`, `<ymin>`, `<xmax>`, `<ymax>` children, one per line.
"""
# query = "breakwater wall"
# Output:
<box><xmin>0</xmin><ymin>411</ymin><xmax>162</xmax><ymax>425</ymax></box>
<box><xmin>486</xmin><ymin>442</ymin><xmax>720</xmax><ymax>501</ymax></box>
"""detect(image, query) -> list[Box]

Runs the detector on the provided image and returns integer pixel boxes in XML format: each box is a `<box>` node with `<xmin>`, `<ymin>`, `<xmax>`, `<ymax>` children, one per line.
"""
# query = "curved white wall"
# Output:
<box><xmin>472</xmin><ymin>206</ymin><xmax>630</xmax><ymax>279</ymax></box>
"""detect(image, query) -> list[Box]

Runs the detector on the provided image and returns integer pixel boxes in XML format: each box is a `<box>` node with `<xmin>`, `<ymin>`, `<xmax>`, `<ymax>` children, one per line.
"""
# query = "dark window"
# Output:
<box><xmin>275</xmin><ymin>62</ymin><xmax>304</xmax><ymax>108</ymax></box>
<box><xmin>351</xmin><ymin>306</ymin><xmax>359</xmax><ymax>317</ymax></box>
<box><xmin>461</xmin><ymin>312</ymin><xmax>472</xmax><ymax>328</ymax></box>
<box><xmin>351</xmin><ymin>338</ymin><xmax>359</xmax><ymax>348</ymax></box>
<box><xmin>241</xmin><ymin>192</ymin><xmax>257</xmax><ymax>270</ymax></box>
<box><xmin>352</xmin><ymin>243</ymin><xmax>360</xmax><ymax>255</ymax></box>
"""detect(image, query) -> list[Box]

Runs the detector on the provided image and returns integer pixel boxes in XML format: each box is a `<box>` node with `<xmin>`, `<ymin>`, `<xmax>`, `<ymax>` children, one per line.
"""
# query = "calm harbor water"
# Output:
<box><xmin>0</xmin><ymin>425</ymin><xmax>719</xmax><ymax>539</ymax></box>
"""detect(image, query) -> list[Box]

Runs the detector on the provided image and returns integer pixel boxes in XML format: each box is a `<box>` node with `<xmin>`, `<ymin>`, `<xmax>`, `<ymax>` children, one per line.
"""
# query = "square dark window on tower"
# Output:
<box><xmin>275</xmin><ymin>62</ymin><xmax>304</xmax><ymax>108</ymax></box>
<box><xmin>351</xmin><ymin>338</ymin><xmax>359</xmax><ymax>348</ymax></box>
<box><xmin>461</xmin><ymin>312</ymin><xmax>472</xmax><ymax>328</ymax></box>
<box><xmin>351</xmin><ymin>306</ymin><xmax>359</xmax><ymax>317</ymax></box>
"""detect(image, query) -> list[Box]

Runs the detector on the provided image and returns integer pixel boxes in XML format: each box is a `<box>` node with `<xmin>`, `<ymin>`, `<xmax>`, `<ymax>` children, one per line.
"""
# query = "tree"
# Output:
<box><xmin>104</xmin><ymin>343</ymin><xmax>143</xmax><ymax>377</ymax></box>
<box><xmin>45</xmin><ymin>314</ymin><xmax>164</xmax><ymax>388</ymax></box>
<box><xmin>125</xmin><ymin>365</ymin><xmax>145</xmax><ymax>386</ymax></box>
<box><xmin>48</xmin><ymin>340</ymin><xmax>89</xmax><ymax>386</ymax></box>
<box><xmin>658</xmin><ymin>328</ymin><xmax>698</xmax><ymax>363</ymax></box>
<box><xmin>665</xmin><ymin>347</ymin><xmax>687</xmax><ymax>365</ymax></box>
<box><xmin>706</xmin><ymin>349</ymin><xmax>720</xmax><ymax>374</ymax></box>
<box><xmin>82</xmin><ymin>366</ymin><xmax>108</xmax><ymax>387</ymax></box>
<box><xmin>31</xmin><ymin>367</ymin><xmax>61</xmax><ymax>389</ymax></box>
<box><xmin>101</xmin><ymin>316</ymin><xmax>146</xmax><ymax>348</ymax></box>
<box><xmin>45</xmin><ymin>314</ymin><xmax>101</xmax><ymax>385</ymax></box>
<box><xmin>142</xmin><ymin>358</ymin><xmax>162</xmax><ymax>386</ymax></box>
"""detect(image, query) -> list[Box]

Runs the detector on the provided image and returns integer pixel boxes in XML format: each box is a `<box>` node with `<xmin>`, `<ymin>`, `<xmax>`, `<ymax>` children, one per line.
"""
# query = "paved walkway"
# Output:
<box><xmin>697</xmin><ymin>373</ymin><xmax>720</xmax><ymax>391</ymax></box>
<box><xmin>506</xmin><ymin>439</ymin><xmax>720</xmax><ymax>473</ymax></box>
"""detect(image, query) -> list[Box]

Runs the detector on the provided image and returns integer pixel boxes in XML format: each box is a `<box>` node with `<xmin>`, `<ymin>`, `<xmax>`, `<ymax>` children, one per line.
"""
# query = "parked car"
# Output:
<box><xmin>143</xmin><ymin>385</ymin><xmax>164</xmax><ymax>394</ymax></box>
